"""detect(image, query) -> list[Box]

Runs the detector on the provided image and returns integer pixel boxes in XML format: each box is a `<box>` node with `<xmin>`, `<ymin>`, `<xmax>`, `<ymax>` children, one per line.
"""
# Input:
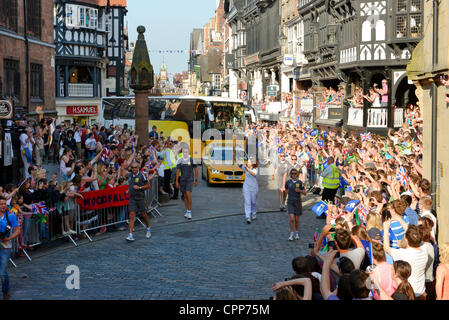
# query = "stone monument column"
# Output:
<box><xmin>129</xmin><ymin>26</ymin><xmax>154</xmax><ymax>148</ymax></box>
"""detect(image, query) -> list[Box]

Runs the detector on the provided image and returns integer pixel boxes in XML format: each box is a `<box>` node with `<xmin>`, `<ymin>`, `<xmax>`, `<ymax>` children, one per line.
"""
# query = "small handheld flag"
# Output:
<box><xmin>31</xmin><ymin>202</ymin><xmax>49</xmax><ymax>224</ymax></box>
<box><xmin>299</xmin><ymin>140</ymin><xmax>305</xmax><ymax>147</ymax></box>
<box><xmin>396</xmin><ymin>166</ymin><xmax>409</xmax><ymax>189</ymax></box>
<box><xmin>310</xmin><ymin>129</ymin><xmax>318</xmax><ymax>136</ymax></box>
<box><xmin>312</xmin><ymin>201</ymin><xmax>328</xmax><ymax>216</ymax></box>
<box><xmin>317</xmin><ymin>140</ymin><xmax>324</xmax><ymax>147</ymax></box>
<box><xmin>323</xmin><ymin>131</ymin><xmax>328</xmax><ymax>139</ymax></box>
<box><xmin>360</xmin><ymin>239</ymin><xmax>373</xmax><ymax>265</ymax></box>
<box><xmin>345</xmin><ymin>200</ymin><xmax>360</xmax><ymax>212</ymax></box>
<box><xmin>100</xmin><ymin>146</ymin><xmax>111</xmax><ymax>164</ymax></box>
<box><xmin>360</xmin><ymin>132</ymin><xmax>372</xmax><ymax>142</ymax></box>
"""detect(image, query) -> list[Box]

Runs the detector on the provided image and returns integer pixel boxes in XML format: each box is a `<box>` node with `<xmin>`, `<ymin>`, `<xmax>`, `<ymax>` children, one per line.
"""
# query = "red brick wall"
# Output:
<box><xmin>0</xmin><ymin>0</ymin><xmax>55</xmax><ymax>115</ymax></box>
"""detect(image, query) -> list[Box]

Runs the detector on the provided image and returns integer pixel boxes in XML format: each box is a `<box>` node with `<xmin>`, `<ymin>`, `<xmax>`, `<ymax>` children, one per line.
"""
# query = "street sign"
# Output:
<box><xmin>267</xmin><ymin>85</ymin><xmax>278</xmax><ymax>96</ymax></box>
<box><xmin>0</xmin><ymin>100</ymin><xmax>13</xmax><ymax>119</ymax></box>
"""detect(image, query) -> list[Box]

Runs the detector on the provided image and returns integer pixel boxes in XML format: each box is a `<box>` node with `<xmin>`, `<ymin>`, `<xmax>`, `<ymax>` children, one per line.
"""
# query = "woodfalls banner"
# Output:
<box><xmin>77</xmin><ymin>185</ymin><xmax>129</xmax><ymax>210</ymax></box>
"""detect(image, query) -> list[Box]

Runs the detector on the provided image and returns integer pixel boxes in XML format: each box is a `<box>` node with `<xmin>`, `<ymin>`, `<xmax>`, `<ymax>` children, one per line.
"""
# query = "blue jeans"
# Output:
<box><xmin>87</xmin><ymin>150</ymin><xmax>96</xmax><ymax>161</ymax></box>
<box><xmin>117</xmin><ymin>206</ymin><xmax>126</xmax><ymax>228</ymax></box>
<box><xmin>22</xmin><ymin>217</ymin><xmax>31</xmax><ymax>245</ymax></box>
<box><xmin>40</xmin><ymin>221</ymin><xmax>49</xmax><ymax>241</ymax></box>
<box><xmin>0</xmin><ymin>248</ymin><xmax>11</xmax><ymax>294</ymax></box>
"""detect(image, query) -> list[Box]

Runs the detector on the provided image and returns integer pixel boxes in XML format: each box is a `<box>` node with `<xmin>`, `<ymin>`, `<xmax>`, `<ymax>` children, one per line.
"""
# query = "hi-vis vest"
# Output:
<box><xmin>322</xmin><ymin>164</ymin><xmax>340</xmax><ymax>189</ymax></box>
<box><xmin>162</xmin><ymin>148</ymin><xmax>176</xmax><ymax>169</ymax></box>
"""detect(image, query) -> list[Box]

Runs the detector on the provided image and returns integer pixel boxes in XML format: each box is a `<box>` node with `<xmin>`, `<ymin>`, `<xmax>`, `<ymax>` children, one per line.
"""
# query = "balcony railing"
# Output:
<box><xmin>69</xmin><ymin>83</ymin><xmax>94</xmax><ymax>97</ymax></box>
<box><xmin>394</xmin><ymin>108</ymin><xmax>404</xmax><ymax>128</ymax></box>
<box><xmin>59</xmin><ymin>83</ymin><xmax>94</xmax><ymax>97</ymax></box>
<box><xmin>367</xmin><ymin>108</ymin><xmax>388</xmax><ymax>128</ymax></box>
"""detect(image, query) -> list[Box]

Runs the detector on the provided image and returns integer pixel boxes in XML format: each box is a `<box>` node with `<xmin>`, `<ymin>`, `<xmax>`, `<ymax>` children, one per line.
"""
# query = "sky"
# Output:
<box><xmin>126</xmin><ymin>0</ymin><xmax>218</xmax><ymax>78</ymax></box>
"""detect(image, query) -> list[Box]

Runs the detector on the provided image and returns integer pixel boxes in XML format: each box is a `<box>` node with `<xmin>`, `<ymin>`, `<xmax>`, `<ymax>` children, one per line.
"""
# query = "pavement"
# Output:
<box><xmin>7</xmin><ymin>162</ymin><xmax>325</xmax><ymax>300</ymax></box>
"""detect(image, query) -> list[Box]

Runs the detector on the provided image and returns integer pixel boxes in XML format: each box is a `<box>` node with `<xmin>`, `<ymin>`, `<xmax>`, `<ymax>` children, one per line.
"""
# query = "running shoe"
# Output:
<box><xmin>252</xmin><ymin>213</ymin><xmax>257</xmax><ymax>220</ymax></box>
<box><xmin>294</xmin><ymin>232</ymin><xmax>300</xmax><ymax>240</ymax></box>
<box><xmin>146</xmin><ymin>229</ymin><xmax>152</xmax><ymax>239</ymax></box>
<box><xmin>185</xmin><ymin>213</ymin><xmax>192</xmax><ymax>220</ymax></box>
<box><xmin>246</xmin><ymin>218</ymin><xmax>251</xmax><ymax>224</ymax></box>
<box><xmin>126</xmin><ymin>234</ymin><xmax>135</xmax><ymax>241</ymax></box>
<box><xmin>288</xmin><ymin>232</ymin><xmax>295</xmax><ymax>241</ymax></box>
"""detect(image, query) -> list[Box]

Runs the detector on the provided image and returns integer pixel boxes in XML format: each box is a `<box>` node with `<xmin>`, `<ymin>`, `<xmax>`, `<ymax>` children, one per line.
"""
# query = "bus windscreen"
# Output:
<box><xmin>209</xmin><ymin>102</ymin><xmax>245</xmax><ymax>132</ymax></box>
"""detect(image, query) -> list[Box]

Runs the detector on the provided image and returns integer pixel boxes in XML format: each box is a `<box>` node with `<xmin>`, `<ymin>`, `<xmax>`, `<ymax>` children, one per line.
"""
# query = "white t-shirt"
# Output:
<box><xmin>297</xmin><ymin>151</ymin><xmax>309</xmax><ymax>165</ymax></box>
<box><xmin>340</xmin><ymin>248</ymin><xmax>365</xmax><ymax>270</ymax></box>
<box><xmin>157</xmin><ymin>164</ymin><xmax>165</xmax><ymax>177</ymax></box>
<box><xmin>390</xmin><ymin>246</ymin><xmax>428</xmax><ymax>296</ymax></box>
<box><xmin>85</xmin><ymin>138</ymin><xmax>97</xmax><ymax>150</ymax></box>
<box><xmin>20</xmin><ymin>133</ymin><xmax>34</xmax><ymax>151</ymax></box>
<box><xmin>74</xmin><ymin>130</ymin><xmax>82</xmax><ymax>143</ymax></box>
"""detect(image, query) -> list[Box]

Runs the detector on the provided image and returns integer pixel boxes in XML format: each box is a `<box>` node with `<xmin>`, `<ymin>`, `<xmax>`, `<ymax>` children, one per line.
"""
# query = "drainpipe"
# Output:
<box><xmin>431</xmin><ymin>0</ymin><xmax>439</xmax><ymax>210</ymax></box>
<box><xmin>24</xmin><ymin>0</ymin><xmax>30</xmax><ymax>115</ymax></box>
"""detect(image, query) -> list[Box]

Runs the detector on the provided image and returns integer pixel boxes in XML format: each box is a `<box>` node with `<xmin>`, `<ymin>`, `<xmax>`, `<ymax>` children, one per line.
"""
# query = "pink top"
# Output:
<box><xmin>374</xmin><ymin>262</ymin><xmax>397</xmax><ymax>300</ymax></box>
<box><xmin>381</xmin><ymin>84</ymin><xmax>389</xmax><ymax>103</ymax></box>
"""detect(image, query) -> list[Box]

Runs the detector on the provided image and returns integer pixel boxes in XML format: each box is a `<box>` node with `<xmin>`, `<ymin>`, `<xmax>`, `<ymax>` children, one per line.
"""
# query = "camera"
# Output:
<box><xmin>328</xmin><ymin>241</ymin><xmax>337</xmax><ymax>250</ymax></box>
<box><xmin>308</xmin><ymin>243</ymin><xmax>315</xmax><ymax>249</ymax></box>
<box><xmin>0</xmin><ymin>225</ymin><xmax>11</xmax><ymax>240</ymax></box>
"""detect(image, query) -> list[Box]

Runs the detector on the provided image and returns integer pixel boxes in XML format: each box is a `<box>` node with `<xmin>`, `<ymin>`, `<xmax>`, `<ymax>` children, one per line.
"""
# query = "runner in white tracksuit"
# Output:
<box><xmin>241</xmin><ymin>158</ymin><xmax>258</xmax><ymax>224</ymax></box>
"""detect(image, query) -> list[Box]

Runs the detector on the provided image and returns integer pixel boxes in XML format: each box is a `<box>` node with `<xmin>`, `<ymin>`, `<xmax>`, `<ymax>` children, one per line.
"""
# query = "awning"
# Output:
<box><xmin>315</xmin><ymin>119</ymin><xmax>343</xmax><ymax>127</ymax></box>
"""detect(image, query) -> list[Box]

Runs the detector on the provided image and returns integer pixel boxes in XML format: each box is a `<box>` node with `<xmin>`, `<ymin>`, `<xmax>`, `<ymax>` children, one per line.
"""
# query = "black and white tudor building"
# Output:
<box><xmin>54</xmin><ymin>0</ymin><xmax>127</xmax><ymax>125</ymax></box>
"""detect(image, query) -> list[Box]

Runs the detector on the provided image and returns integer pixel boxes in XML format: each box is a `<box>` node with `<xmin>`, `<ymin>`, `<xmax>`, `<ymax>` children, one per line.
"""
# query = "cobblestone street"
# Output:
<box><xmin>8</xmin><ymin>165</ymin><xmax>324</xmax><ymax>300</ymax></box>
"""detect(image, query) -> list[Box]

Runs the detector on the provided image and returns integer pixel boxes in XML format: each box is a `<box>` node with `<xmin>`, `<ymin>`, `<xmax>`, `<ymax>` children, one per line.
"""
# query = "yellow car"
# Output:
<box><xmin>202</xmin><ymin>145</ymin><xmax>247</xmax><ymax>186</ymax></box>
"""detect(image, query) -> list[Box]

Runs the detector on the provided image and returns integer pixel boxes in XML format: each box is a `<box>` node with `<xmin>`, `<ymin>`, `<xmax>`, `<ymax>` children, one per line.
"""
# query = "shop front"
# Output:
<box><xmin>56</xmin><ymin>99</ymin><xmax>101</xmax><ymax>126</ymax></box>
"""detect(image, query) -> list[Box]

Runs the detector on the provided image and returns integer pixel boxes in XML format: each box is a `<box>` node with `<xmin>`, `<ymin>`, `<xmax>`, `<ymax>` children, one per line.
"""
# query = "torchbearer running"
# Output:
<box><xmin>285</xmin><ymin>169</ymin><xmax>306</xmax><ymax>241</ymax></box>
<box><xmin>126</xmin><ymin>162</ymin><xmax>152</xmax><ymax>241</ymax></box>
<box><xmin>175</xmin><ymin>148</ymin><xmax>199</xmax><ymax>219</ymax></box>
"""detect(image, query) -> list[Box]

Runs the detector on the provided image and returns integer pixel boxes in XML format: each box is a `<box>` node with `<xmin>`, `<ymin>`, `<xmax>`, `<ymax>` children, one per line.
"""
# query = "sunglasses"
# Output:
<box><xmin>131</xmin><ymin>166</ymin><xmax>139</xmax><ymax>169</ymax></box>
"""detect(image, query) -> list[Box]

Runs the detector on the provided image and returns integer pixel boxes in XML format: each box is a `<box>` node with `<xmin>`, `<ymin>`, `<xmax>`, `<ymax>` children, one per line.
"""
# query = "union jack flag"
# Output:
<box><xmin>32</xmin><ymin>202</ymin><xmax>49</xmax><ymax>215</ymax></box>
<box><xmin>356</xmin><ymin>203</ymin><xmax>368</xmax><ymax>225</ymax></box>
<box><xmin>396</xmin><ymin>166</ymin><xmax>409</xmax><ymax>189</ymax></box>
<box><xmin>360</xmin><ymin>132</ymin><xmax>372</xmax><ymax>141</ymax></box>
<box><xmin>100</xmin><ymin>146</ymin><xmax>111</xmax><ymax>163</ymax></box>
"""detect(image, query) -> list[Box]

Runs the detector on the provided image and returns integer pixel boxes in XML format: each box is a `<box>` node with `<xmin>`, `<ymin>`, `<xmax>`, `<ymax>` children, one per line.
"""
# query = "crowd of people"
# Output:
<box><xmin>1</xmin><ymin>120</ymin><xmax>192</xmax><ymax>245</ymax></box>
<box><xmin>247</xmin><ymin>104</ymin><xmax>449</xmax><ymax>300</ymax></box>
<box><xmin>2</xmin><ymin>98</ymin><xmax>449</xmax><ymax>300</ymax></box>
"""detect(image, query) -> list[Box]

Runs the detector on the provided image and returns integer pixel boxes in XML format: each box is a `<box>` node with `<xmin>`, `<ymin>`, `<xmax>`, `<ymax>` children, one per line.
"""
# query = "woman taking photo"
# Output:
<box><xmin>241</xmin><ymin>157</ymin><xmax>258</xmax><ymax>224</ymax></box>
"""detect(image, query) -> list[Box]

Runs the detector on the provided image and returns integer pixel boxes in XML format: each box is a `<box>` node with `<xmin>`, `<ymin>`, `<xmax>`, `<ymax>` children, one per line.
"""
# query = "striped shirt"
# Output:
<box><xmin>389</xmin><ymin>215</ymin><xmax>409</xmax><ymax>248</ymax></box>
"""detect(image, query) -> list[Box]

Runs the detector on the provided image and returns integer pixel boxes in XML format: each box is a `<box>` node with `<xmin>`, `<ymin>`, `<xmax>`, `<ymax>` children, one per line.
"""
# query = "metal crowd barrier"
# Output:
<box><xmin>76</xmin><ymin>176</ymin><xmax>160</xmax><ymax>242</ymax></box>
<box><xmin>8</xmin><ymin>176</ymin><xmax>161</xmax><ymax>266</ymax></box>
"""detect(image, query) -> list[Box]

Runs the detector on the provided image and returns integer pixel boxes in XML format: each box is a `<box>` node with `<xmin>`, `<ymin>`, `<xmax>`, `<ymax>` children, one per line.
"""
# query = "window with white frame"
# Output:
<box><xmin>98</xmin><ymin>11</ymin><xmax>104</xmax><ymax>30</ymax></box>
<box><xmin>287</xmin><ymin>26</ymin><xmax>293</xmax><ymax>55</ymax></box>
<box><xmin>89</xmin><ymin>8</ymin><xmax>98</xmax><ymax>28</ymax></box>
<box><xmin>66</xmin><ymin>4</ymin><xmax>75</xmax><ymax>26</ymax></box>
<box><xmin>78</xmin><ymin>7</ymin><xmax>85</xmax><ymax>27</ymax></box>
<box><xmin>105</xmin><ymin>13</ymin><xmax>112</xmax><ymax>33</ymax></box>
<box><xmin>212</xmin><ymin>74</ymin><xmax>221</xmax><ymax>90</ymax></box>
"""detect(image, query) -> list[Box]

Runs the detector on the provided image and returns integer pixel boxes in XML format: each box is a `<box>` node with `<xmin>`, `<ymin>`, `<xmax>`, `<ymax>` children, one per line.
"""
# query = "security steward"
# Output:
<box><xmin>320</xmin><ymin>156</ymin><xmax>340</xmax><ymax>205</ymax></box>
<box><xmin>161</xmin><ymin>140</ymin><xmax>175</xmax><ymax>195</ymax></box>
<box><xmin>126</xmin><ymin>162</ymin><xmax>152</xmax><ymax>242</ymax></box>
